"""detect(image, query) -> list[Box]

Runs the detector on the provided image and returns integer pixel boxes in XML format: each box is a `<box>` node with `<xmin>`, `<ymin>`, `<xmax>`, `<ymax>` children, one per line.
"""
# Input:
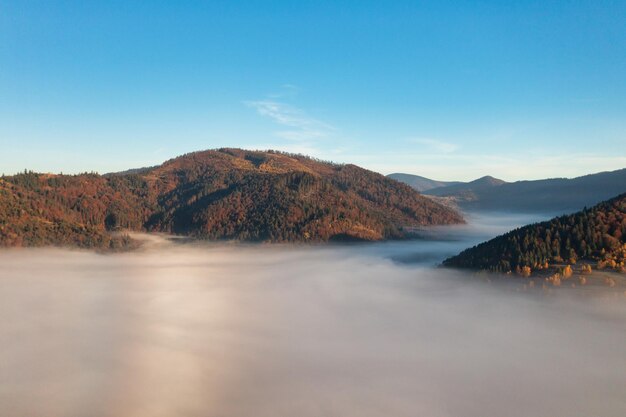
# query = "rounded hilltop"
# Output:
<box><xmin>0</xmin><ymin>148</ymin><xmax>464</xmax><ymax>248</ymax></box>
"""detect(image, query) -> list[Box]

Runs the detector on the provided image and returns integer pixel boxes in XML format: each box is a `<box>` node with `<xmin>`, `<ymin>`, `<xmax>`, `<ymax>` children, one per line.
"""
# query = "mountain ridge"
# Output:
<box><xmin>386</xmin><ymin>173</ymin><xmax>462</xmax><ymax>192</ymax></box>
<box><xmin>391</xmin><ymin>168</ymin><xmax>626</xmax><ymax>213</ymax></box>
<box><xmin>0</xmin><ymin>149</ymin><xmax>464</xmax><ymax>248</ymax></box>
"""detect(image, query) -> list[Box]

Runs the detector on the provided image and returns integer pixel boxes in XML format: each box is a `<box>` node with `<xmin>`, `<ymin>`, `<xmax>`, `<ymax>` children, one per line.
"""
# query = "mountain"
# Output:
<box><xmin>0</xmin><ymin>149</ymin><xmax>464</xmax><ymax>248</ymax></box>
<box><xmin>424</xmin><ymin>175</ymin><xmax>506</xmax><ymax>199</ymax></box>
<box><xmin>442</xmin><ymin>193</ymin><xmax>626</xmax><ymax>273</ymax></box>
<box><xmin>424</xmin><ymin>169</ymin><xmax>626</xmax><ymax>214</ymax></box>
<box><xmin>386</xmin><ymin>173</ymin><xmax>462</xmax><ymax>192</ymax></box>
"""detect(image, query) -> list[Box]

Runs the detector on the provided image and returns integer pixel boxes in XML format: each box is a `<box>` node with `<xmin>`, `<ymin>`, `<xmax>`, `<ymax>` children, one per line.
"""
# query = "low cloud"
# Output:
<box><xmin>1</xmin><ymin>229</ymin><xmax>626</xmax><ymax>417</ymax></box>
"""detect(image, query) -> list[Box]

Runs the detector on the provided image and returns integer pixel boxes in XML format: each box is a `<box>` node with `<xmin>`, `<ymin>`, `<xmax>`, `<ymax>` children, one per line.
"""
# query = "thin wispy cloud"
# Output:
<box><xmin>267</xmin><ymin>84</ymin><xmax>300</xmax><ymax>99</ymax></box>
<box><xmin>410</xmin><ymin>138</ymin><xmax>459</xmax><ymax>153</ymax></box>
<box><xmin>244</xmin><ymin>98</ymin><xmax>334</xmax><ymax>142</ymax></box>
<box><xmin>245</xmin><ymin>100</ymin><xmax>317</xmax><ymax>129</ymax></box>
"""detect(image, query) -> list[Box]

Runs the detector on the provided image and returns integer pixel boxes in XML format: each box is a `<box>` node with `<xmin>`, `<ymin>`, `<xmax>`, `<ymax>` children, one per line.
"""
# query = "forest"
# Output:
<box><xmin>443</xmin><ymin>193</ymin><xmax>626</xmax><ymax>274</ymax></box>
<box><xmin>0</xmin><ymin>149</ymin><xmax>463</xmax><ymax>248</ymax></box>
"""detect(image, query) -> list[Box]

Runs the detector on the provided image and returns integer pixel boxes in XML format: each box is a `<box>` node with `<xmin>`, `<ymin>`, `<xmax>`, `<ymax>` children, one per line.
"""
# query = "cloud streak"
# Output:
<box><xmin>245</xmin><ymin>99</ymin><xmax>334</xmax><ymax>142</ymax></box>
<box><xmin>410</xmin><ymin>138</ymin><xmax>459</xmax><ymax>153</ymax></box>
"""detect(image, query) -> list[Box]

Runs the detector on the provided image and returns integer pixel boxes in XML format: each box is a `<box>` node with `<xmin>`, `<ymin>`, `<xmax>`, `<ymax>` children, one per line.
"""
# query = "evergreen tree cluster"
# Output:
<box><xmin>443</xmin><ymin>193</ymin><xmax>626</xmax><ymax>273</ymax></box>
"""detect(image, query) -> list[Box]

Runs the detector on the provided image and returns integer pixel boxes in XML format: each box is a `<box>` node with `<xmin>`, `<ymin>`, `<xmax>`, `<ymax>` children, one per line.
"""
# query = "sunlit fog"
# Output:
<box><xmin>1</xmin><ymin>213</ymin><xmax>625</xmax><ymax>417</ymax></box>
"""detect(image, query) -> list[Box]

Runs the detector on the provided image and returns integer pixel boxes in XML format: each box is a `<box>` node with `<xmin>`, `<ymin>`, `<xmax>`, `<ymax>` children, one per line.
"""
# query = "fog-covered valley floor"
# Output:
<box><xmin>1</xmin><ymin>213</ymin><xmax>625</xmax><ymax>417</ymax></box>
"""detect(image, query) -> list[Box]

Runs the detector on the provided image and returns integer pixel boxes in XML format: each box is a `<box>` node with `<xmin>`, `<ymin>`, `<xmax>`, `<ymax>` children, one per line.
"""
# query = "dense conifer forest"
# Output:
<box><xmin>443</xmin><ymin>193</ymin><xmax>626</xmax><ymax>274</ymax></box>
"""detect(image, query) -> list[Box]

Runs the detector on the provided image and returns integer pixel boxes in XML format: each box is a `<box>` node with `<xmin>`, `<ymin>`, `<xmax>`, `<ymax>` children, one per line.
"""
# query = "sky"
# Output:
<box><xmin>1</xmin><ymin>1</ymin><xmax>625</xmax><ymax>181</ymax></box>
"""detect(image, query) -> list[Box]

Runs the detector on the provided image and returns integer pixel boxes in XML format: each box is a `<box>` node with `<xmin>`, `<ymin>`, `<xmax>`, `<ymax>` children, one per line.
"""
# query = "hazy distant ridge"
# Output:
<box><xmin>391</xmin><ymin>169</ymin><xmax>626</xmax><ymax>213</ymax></box>
<box><xmin>387</xmin><ymin>173</ymin><xmax>462</xmax><ymax>192</ymax></box>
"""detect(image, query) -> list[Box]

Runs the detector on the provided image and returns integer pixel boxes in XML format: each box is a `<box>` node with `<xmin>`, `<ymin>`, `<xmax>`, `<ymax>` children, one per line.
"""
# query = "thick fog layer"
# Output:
<box><xmin>1</xmin><ymin>213</ymin><xmax>625</xmax><ymax>417</ymax></box>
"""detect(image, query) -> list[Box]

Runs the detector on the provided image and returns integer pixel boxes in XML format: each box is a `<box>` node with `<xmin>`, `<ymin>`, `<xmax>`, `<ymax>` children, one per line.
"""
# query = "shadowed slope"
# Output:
<box><xmin>443</xmin><ymin>193</ymin><xmax>626</xmax><ymax>273</ymax></box>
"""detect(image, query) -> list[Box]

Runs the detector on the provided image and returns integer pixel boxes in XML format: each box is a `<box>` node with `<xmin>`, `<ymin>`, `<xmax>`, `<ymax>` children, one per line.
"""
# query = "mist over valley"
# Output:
<box><xmin>2</xmin><ymin>213</ymin><xmax>626</xmax><ymax>417</ymax></box>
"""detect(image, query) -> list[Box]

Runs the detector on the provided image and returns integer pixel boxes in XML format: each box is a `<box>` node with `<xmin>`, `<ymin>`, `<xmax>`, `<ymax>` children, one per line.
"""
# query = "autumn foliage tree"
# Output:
<box><xmin>0</xmin><ymin>149</ymin><xmax>464</xmax><ymax>248</ymax></box>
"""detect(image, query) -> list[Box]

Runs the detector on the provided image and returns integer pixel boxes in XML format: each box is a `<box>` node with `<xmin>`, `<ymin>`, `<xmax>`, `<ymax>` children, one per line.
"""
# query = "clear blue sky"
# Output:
<box><xmin>1</xmin><ymin>1</ymin><xmax>625</xmax><ymax>180</ymax></box>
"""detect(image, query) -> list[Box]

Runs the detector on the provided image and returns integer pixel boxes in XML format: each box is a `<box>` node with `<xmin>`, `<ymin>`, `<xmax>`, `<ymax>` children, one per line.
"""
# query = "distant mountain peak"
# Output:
<box><xmin>469</xmin><ymin>175</ymin><xmax>506</xmax><ymax>186</ymax></box>
<box><xmin>422</xmin><ymin>167</ymin><xmax>626</xmax><ymax>213</ymax></box>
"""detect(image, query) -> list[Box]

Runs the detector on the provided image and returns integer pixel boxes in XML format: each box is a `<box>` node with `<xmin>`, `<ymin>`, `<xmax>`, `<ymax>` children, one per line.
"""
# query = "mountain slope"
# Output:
<box><xmin>387</xmin><ymin>173</ymin><xmax>461</xmax><ymax>192</ymax></box>
<box><xmin>442</xmin><ymin>193</ymin><xmax>626</xmax><ymax>273</ymax></box>
<box><xmin>0</xmin><ymin>149</ymin><xmax>464</xmax><ymax>247</ymax></box>
<box><xmin>424</xmin><ymin>169</ymin><xmax>626</xmax><ymax>213</ymax></box>
<box><xmin>0</xmin><ymin>176</ymin><xmax>142</xmax><ymax>249</ymax></box>
<box><xmin>424</xmin><ymin>175</ymin><xmax>507</xmax><ymax>200</ymax></box>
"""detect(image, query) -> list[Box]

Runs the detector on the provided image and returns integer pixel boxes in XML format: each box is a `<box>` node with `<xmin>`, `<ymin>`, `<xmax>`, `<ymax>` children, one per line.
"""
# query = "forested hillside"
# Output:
<box><xmin>443</xmin><ymin>193</ymin><xmax>626</xmax><ymax>274</ymax></box>
<box><xmin>0</xmin><ymin>149</ymin><xmax>463</xmax><ymax>248</ymax></box>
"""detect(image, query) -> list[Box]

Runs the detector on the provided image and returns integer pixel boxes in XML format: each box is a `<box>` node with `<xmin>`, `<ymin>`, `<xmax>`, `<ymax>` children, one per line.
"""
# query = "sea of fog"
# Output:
<box><xmin>1</xmin><ymin>212</ymin><xmax>625</xmax><ymax>417</ymax></box>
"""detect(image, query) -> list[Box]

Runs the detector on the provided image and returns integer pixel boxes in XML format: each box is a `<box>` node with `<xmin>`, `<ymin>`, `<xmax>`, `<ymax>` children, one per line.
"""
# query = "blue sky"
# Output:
<box><xmin>1</xmin><ymin>1</ymin><xmax>625</xmax><ymax>180</ymax></box>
